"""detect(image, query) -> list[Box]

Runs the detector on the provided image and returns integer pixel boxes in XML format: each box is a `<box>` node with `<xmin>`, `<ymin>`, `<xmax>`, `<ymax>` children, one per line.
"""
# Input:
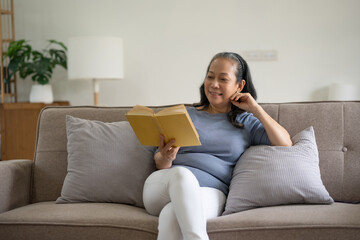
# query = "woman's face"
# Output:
<box><xmin>204</xmin><ymin>58</ymin><xmax>240</xmax><ymax>113</ymax></box>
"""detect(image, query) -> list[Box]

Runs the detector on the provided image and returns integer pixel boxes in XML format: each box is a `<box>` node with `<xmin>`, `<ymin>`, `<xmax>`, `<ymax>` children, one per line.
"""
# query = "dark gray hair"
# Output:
<box><xmin>194</xmin><ymin>52</ymin><xmax>258</xmax><ymax>128</ymax></box>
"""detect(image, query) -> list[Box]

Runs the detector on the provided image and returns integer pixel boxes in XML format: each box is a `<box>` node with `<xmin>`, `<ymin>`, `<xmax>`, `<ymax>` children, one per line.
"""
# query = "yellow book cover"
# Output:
<box><xmin>126</xmin><ymin>104</ymin><xmax>201</xmax><ymax>147</ymax></box>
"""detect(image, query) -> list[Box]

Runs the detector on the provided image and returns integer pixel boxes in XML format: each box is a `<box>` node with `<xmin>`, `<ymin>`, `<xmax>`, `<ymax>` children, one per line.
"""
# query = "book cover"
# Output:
<box><xmin>126</xmin><ymin>104</ymin><xmax>201</xmax><ymax>147</ymax></box>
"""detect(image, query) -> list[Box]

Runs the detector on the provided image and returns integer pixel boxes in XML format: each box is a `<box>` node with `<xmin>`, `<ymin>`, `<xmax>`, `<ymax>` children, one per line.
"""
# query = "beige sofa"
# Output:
<box><xmin>0</xmin><ymin>101</ymin><xmax>359</xmax><ymax>240</ymax></box>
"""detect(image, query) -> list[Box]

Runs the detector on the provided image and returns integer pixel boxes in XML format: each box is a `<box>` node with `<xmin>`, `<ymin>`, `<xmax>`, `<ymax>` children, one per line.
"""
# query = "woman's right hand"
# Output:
<box><xmin>154</xmin><ymin>135</ymin><xmax>180</xmax><ymax>169</ymax></box>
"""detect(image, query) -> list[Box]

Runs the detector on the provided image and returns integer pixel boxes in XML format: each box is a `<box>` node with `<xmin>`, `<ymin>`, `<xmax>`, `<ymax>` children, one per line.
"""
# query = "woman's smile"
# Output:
<box><xmin>208</xmin><ymin>90</ymin><xmax>223</xmax><ymax>97</ymax></box>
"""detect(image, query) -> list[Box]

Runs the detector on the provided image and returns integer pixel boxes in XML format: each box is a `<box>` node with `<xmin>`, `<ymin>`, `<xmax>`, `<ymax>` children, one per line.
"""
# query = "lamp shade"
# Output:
<box><xmin>328</xmin><ymin>83</ymin><xmax>358</xmax><ymax>101</ymax></box>
<box><xmin>68</xmin><ymin>36</ymin><xmax>124</xmax><ymax>80</ymax></box>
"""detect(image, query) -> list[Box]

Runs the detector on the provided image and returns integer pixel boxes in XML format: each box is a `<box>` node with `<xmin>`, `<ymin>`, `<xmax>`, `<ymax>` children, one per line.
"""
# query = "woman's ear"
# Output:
<box><xmin>237</xmin><ymin>80</ymin><xmax>246</xmax><ymax>92</ymax></box>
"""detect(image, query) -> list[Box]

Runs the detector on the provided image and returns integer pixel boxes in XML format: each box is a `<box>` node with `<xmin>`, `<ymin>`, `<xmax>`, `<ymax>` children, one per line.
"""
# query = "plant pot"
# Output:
<box><xmin>29</xmin><ymin>84</ymin><xmax>54</xmax><ymax>104</ymax></box>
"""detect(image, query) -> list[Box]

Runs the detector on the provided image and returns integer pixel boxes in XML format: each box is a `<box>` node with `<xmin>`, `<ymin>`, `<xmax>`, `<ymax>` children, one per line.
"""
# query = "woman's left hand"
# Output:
<box><xmin>230</xmin><ymin>92</ymin><xmax>259</xmax><ymax>114</ymax></box>
<box><xmin>231</xmin><ymin>91</ymin><xmax>292</xmax><ymax>147</ymax></box>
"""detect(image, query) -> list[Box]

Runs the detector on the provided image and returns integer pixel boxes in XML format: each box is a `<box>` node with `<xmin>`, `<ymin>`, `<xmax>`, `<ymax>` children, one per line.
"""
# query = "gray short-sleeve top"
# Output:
<box><xmin>172</xmin><ymin>106</ymin><xmax>270</xmax><ymax>195</ymax></box>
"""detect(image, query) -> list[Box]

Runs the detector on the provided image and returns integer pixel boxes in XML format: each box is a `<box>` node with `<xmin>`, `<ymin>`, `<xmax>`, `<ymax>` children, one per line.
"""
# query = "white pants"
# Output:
<box><xmin>143</xmin><ymin>167</ymin><xmax>226</xmax><ymax>240</ymax></box>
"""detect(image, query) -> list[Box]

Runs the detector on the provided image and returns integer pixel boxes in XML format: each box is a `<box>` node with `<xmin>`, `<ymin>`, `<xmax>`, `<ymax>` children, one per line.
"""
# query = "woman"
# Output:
<box><xmin>143</xmin><ymin>52</ymin><xmax>292</xmax><ymax>240</ymax></box>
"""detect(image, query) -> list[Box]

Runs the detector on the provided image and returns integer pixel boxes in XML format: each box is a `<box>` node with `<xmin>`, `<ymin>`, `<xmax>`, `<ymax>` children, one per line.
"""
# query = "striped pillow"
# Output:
<box><xmin>56</xmin><ymin>115</ymin><xmax>156</xmax><ymax>207</ymax></box>
<box><xmin>223</xmin><ymin>126</ymin><xmax>333</xmax><ymax>215</ymax></box>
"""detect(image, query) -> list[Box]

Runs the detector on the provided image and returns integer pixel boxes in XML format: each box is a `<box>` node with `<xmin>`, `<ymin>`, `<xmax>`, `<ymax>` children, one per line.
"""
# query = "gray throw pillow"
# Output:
<box><xmin>223</xmin><ymin>126</ymin><xmax>334</xmax><ymax>215</ymax></box>
<box><xmin>56</xmin><ymin>115</ymin><xmax>156</xmax><ymax>207</ymax></box>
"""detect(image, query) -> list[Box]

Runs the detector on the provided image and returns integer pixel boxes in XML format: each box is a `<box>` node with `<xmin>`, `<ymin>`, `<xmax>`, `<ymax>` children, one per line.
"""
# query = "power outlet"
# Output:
<box><xmin>241</xmin><ymin>51</ymin><xmax>262</xmax><ymax>61</ymax></box>
<box><xmin>262</xmin><ymin>50</ymin><xmax>277</xmax><ymax>61</ymax></box>
<box><xmin>241</xmin><ymin>50</ymin><xmax>278</xmax><ymax>61</ymax></box>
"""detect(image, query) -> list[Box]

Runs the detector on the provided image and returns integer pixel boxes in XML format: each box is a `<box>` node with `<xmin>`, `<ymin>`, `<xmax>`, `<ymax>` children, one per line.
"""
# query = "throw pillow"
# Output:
<box><xmin>223</xmin><ymin>126</ymin><xmax>334</xmax><ymax>215</ymax></box>
<box><xmin>56</xmin><ymin>115</ymin><xmax>156</xmax><ymax>207</ymax></box>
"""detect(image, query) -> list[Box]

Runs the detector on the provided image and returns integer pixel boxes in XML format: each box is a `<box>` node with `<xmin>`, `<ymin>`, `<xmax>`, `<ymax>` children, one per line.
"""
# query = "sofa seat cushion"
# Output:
<box><xmin>0</xmin><ymin>201</ymin><xmax>158</xmax><ymax>240</ymax></box>
<box><xmin>1</xmin><ymin>202</ymin><xmax>359</xmax><ymax>240</ymax></box>
<box><xmin>208</xmin><ymin>202</ymin><xmax>360</xmax><ymax>240</ymax></box>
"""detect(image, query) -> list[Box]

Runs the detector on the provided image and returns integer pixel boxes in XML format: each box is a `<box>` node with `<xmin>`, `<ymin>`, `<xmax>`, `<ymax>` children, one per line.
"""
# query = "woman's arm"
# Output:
<box><xmin>231</xmin><ymin>93</ymin><xmax>292</xmax><ymax>147</ymax></box>
<box><xmin>154</xmin><ymin>135</ymin><xmax>180</xmax><ymax>169</ymax></box>
<box><xmin>251</xmin><ymin>105</ymin><xmax>292</xmax><ymax>146</ymax></box>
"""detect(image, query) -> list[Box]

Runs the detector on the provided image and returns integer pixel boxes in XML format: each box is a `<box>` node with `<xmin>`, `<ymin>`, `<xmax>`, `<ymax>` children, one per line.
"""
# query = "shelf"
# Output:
<box><xmin>0</xmin><ymin>93</ymin><xmax>15</xmax><ymax>97</ymax></box>
<box><xmin>1</xmin><ymin>38</ymin><xmax>14</xmax><ymax>43</ymax></box>
<box><xmin>0</xmin><ymin>10</ymin><xmax>12</xmax><ymax>15</ymax></box>
<box><xmin>0</xmin><ymin>0</ymin><xmax>16</xmax><ymax>104</ymax></box>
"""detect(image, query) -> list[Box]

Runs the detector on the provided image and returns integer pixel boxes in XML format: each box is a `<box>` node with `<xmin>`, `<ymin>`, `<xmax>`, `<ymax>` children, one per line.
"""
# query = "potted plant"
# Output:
<box><xmin>4</xmin><ymin>39</ymin><xmax>67</xmax><ymax>103</ymax></box>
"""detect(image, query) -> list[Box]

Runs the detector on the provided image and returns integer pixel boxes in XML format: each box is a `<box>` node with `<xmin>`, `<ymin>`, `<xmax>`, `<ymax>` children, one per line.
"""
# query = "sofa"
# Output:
<box><xmin>0</xmin><ymin>101</ymin><xmax>359</xmax><ymax>240</ymax></box>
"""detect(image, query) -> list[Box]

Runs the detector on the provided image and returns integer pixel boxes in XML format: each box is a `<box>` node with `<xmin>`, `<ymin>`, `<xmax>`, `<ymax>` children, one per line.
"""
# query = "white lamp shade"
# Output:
<box><xmin>68</xmin><ymin>36</ymin><xmax>124</xmax><ymax>80</ymax></box>
<box><xmin>328</xmin><ymin>83</ymin><xmax>358</xmax><ymax>101</ymax></box>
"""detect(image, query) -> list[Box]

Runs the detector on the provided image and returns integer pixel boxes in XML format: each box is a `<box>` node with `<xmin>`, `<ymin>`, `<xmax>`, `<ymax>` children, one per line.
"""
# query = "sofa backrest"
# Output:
<box><xmin>31</xmin><ymin>102</ymin><xmax>360</xmax><ymax>204</ymax></box>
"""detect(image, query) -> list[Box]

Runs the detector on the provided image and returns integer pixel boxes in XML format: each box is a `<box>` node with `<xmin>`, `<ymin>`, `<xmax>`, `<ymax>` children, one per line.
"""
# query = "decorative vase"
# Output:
<box><xmin>29</xmin><ymin>84</ymin><xmax>54</xmax><ymax>104</ymax></box>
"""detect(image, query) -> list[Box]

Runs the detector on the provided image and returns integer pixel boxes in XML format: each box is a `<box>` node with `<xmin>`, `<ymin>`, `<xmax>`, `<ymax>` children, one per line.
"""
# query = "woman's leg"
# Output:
<box><xmin>143</xmin><ymin>167</ymin><xmax>209</xmax><ymax>240</ymax></box>
<box><xmin>142</xmin><ymin>169</ymin><xmax>171</xmax><ymax>216</ymax></box>
<box><xmin>200</xmin><ymin>187</ymin><xmax>226</xmax><ymax>221</ymax></box>
<box><xmin>157</xmin><ymin>202</ymin><xmax>182</xmax><ymax>240</ymax></box>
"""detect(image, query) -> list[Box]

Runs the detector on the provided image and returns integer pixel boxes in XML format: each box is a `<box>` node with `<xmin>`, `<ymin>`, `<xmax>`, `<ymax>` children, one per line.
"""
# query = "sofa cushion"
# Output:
<box><xmin>0</xmin><ymin>202</ymin><xmax>359</xmax><ymax>240</ymax></box>
<box><xmin>223</xmin><ymin>127</ymin><xmax>334</xmax><ymax>215</ymax></box>
<box><xmin>208</xmin><ymin>202</ymin><xmax>360</xmax><ymax>240</ymax></box>
<box><xmin>56</xmin><ymin>115</ymin><xmax>156</xmax><ymax>207</ymax></box>
<box><xmin>0</xmin><ymin>201</ymin><xmax>158</xmax><ymax>240</ymax></box>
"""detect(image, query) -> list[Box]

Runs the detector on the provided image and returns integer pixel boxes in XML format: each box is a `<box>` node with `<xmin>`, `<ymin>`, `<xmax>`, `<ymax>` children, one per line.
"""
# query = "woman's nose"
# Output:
<box><xmin>210</xmin><ymin>80</ymin><xmax>220</xmax><ymax>88</ymax></box>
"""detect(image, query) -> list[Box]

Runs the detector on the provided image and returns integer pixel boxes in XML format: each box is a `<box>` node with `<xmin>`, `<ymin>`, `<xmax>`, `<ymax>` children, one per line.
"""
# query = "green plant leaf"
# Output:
<box><xmin>5</xmin><ymin>40</ymin><xmax>32</xmax><ymax>59</ymax></box>
<box><xmin>31</xmin><ymin>74</ymin><xmax>49</xmax><ymax>85</ymax></box>
<box><xmin>19</xmin><ymin>66</ymin><xmax>34</xmax><ymax>79</ymax></box>
<box><xmin>5</xmin><ymin>39</ymin><xmax>67</xmax><ymax>84</ymax></box>
<box><xmin>31</xmin><ymin>50</ymin><xmax>43</xmax><ymax>61</ymax></box>
<box><xmin>48</xmin><ymin>39</ymin><xmax>67</xmax><ymax>51</ymax></box>
<box><xmin>49</xmin><ymin>49</ymin><xmax>67</xmax><ymax>69</ymax></box>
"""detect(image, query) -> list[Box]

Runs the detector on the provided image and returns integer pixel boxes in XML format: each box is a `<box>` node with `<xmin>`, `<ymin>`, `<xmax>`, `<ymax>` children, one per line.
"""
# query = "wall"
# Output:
<box><xmin>13</xmin><ymin>0</ymin><xmax>360</xmax><ymax>106</ymax></box>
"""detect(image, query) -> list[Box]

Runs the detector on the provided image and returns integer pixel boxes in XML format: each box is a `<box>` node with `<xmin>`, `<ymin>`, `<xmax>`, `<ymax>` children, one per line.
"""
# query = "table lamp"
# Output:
<box><xmin>67</xmin><ymin>36</ymin><xmax>124</xmax><ymax>105</ymax></box>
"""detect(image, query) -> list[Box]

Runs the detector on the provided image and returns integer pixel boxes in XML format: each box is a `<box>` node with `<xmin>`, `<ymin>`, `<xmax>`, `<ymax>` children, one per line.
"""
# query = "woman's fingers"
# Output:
<box><xmin>168</xmin><ymin>146</ymin><xmax>180</xmax><ymax>160</ymax></box>
<box><xmin>159</xmin><ymin>137</ymin><xmax>179</xmax><ymax>161</ymax></box>
<box><xmin>164</xmin><ymin>138</ymin><xmax>176</xmax><ymax>150</ymax></box>
<box><xmin>230</xmin><ymin>92</ymin><xmax>260</xmax><ymax>113</ymax></box>
<box><xmin>230</xmin><ymin>92</ymin><xmax>248</xmax><ymax>106</ymax></box>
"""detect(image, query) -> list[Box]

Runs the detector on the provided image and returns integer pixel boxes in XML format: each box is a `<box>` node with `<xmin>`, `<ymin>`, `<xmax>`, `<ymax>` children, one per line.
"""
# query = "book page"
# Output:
<box><xmin>156</xmin><ymin>104</ymin><xmax>187</xmax><ymax>116</ymax></box>
<box><xmin>127</xmin><ymin>105</ymin><xmax>154</xmax><ymax>116</ymax></box>
<box><xmin>156</xmin><ymin>113</ymin><xmax>201</xmax><ymax>147</ymax></box>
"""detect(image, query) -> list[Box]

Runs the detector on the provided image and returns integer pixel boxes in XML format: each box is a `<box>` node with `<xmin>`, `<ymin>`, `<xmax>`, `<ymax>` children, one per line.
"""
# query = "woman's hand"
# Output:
<box><xmin>154</xmin><ymin>135</ymin><xmax>180</xmax><ymax>169</ymax></box>
<box><xmin>230</xmin><ymin>91</ymin><xmax>292</xmax><ymax>147</ymax></box>
<box><xmin>230</xmin><ymin>92</ymin><xmax>260</xmax><ymax>114</ymax></box>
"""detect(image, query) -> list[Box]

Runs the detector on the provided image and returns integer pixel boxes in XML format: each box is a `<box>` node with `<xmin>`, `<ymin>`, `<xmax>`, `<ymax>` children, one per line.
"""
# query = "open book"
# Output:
<box><xmin>126</xmin><ymin>104</ymin><xmax>201</xmax><ymax>147</ymax></box>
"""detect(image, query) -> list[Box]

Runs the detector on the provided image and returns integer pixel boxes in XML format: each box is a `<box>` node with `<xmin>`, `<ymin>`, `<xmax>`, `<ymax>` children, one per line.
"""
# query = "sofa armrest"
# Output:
<box><xmin>0</xmin><ymin>159</ymin><xmax>33</xmax><ymax>214</ymax></box>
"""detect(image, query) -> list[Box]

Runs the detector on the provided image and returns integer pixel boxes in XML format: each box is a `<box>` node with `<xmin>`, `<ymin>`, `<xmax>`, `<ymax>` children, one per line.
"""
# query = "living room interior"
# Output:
<box><xmin>0</xmin><ymin>1</ymin><xmax>359</xmax><ymax>239</ymax></box>
<box><xmin>8</xmin><ymin>0</ymin><xmax>360</xmax><ymax>107</ymax></box>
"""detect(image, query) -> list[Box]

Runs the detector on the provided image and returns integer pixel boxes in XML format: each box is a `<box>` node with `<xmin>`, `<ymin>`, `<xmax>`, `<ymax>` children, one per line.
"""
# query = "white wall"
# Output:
<box><xmin>14</xmin><ymin>0</ymin><xmax>360</xmax><ymax>106</ymax></box>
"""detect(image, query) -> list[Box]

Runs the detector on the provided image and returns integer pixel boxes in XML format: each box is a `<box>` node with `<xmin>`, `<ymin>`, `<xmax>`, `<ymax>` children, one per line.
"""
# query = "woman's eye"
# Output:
<box><xmin>207</xmin><ymin>76</ymin><xmax>214</xmax><ymax>79</ymax></box>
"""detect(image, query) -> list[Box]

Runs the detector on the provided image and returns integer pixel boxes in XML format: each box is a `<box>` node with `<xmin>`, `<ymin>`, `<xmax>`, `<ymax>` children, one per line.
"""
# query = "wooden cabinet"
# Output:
<box><xmin>0</xmin><ymin>101</ymin><xmax>69</xmax><ymax>160</ymax></box>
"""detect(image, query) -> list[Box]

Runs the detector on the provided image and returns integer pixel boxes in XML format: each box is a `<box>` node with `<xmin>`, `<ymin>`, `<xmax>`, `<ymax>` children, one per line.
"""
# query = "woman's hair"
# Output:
<box><xmin>194</xmin><ymin>52</ymin><xmax>257</xmax><ymax>128</ymax></box>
